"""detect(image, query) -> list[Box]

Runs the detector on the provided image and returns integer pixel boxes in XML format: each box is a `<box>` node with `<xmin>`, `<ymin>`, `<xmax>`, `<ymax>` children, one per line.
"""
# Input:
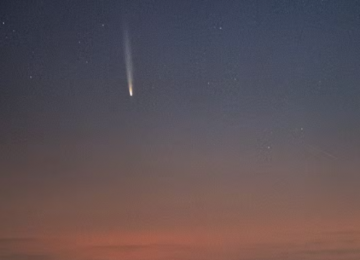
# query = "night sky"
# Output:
<box><xmin>1</xmin><ymin>1</ymin><xmax>360</xmax><ymax>259</ymax></box>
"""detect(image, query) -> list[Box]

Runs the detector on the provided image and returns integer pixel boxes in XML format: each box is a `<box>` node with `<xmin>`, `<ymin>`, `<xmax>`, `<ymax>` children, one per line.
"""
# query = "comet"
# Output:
<box><xmin>123</xmin><ymin>25</ymin><xmax>134</xmax><ymax>97</ymax></box>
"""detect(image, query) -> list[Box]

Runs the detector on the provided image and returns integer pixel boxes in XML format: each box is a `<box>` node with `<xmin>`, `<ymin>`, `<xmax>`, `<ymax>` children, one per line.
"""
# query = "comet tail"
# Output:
<box><xmin>123</xmin><ymin>26</ymin><xmax>134</xmax><ymax>97</ymax></box>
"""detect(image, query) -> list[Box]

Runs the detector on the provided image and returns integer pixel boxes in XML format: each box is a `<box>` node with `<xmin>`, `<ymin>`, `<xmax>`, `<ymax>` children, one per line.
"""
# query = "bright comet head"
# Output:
<box><xmin>129</xmin><ymin>84</ymin><xmax>133</xmax><ymax>96</ymax></box>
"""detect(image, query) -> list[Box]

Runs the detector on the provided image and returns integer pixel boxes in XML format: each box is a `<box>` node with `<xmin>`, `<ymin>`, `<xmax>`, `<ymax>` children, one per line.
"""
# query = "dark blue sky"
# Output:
<box><xmin>1</xmin><ymin>1</ymin><xmax>360</xmax><ymax>260</ymax></box>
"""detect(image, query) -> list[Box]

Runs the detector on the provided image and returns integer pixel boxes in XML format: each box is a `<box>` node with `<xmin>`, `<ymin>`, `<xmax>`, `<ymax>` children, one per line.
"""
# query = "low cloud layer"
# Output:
<box><xmin>0</xmin><ymin>231</ymin><xmax>359</xmax><ymax>260</ymax></box>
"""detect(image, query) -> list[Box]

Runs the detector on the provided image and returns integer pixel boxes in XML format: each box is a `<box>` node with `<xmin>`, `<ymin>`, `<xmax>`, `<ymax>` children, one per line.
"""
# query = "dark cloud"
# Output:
<box><xmin>87</xmin><ymin>243</ymin><xmax>211</xmax><ymax>260</ymax></box>
<box><xmin>300</xmin><ymin>248</ymin><xmax>360</xmax><ymax>257</ymax></box>
<box><xmin>92</xmin><ymin>244</ymin><xmax>153</xmax><ymax>251</ymax></box>
<box><xmin>322</xmin><ymin>230</ymin><xmax>360</xmax><ymax>237</ymax></box>
<box><xmin>91</xmin><ymin>243</ymin><xmax>192</xmax><ymax>253</ymax></box>
<box><xmin>236</xmin><ymin>232</ymin><xmax>360</xmax><ymax>260</ymax></box>
<box><xmin>0</xmin><ymin>254</ymin><xmax>54</xmax><ymax>260</ymax></box>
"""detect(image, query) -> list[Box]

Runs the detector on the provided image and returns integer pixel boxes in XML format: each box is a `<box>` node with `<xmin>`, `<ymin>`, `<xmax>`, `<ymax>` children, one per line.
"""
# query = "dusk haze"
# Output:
<box><xmin>1</xmin><ymin>1</ymin><xmax>360</xmax><ymax>260</ymax></box>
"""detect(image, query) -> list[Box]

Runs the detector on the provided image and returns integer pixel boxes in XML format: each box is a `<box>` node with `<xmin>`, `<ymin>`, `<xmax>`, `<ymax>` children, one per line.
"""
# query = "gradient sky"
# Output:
<box><xmin>1</xmin><ymin>1</ymin><xmax>360</xmax><ymax>259</ymax></box>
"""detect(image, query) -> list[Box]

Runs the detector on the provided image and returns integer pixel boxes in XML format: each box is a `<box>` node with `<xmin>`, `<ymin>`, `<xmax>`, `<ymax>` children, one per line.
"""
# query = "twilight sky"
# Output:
<box><xmin>1</xmin><ymin>1</ymin><xmax>360</xmax><ymax>259</ymax></box>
